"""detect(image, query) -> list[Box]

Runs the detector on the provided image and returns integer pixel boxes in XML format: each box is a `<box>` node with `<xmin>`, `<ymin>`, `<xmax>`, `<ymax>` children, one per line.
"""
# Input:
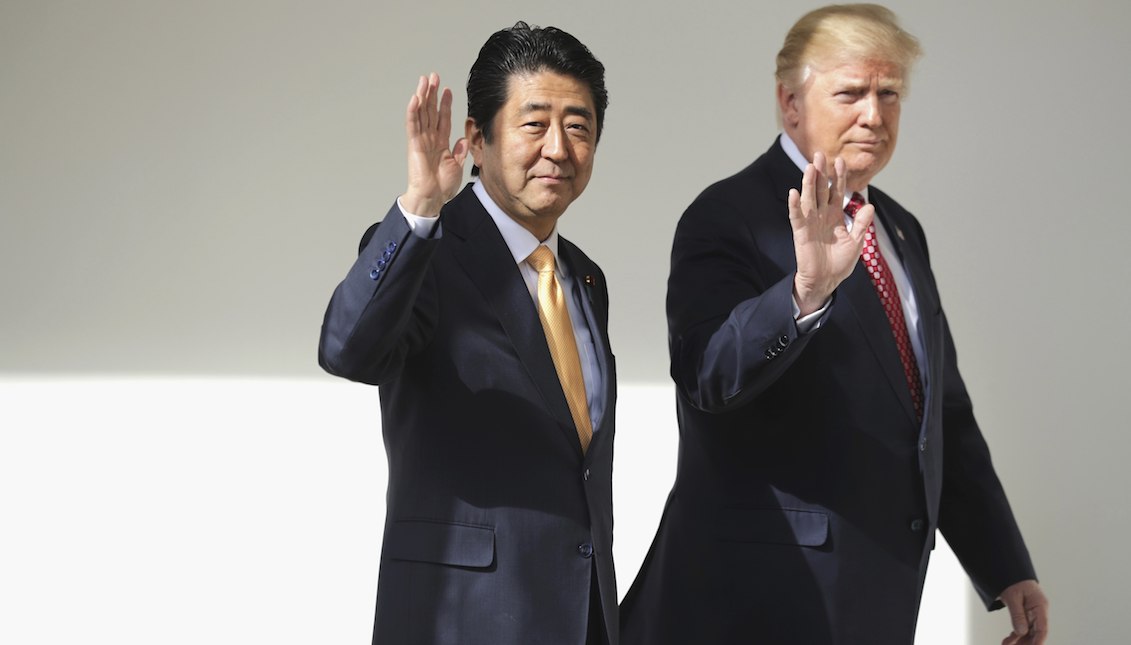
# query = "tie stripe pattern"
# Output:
<box><xmin>846</xmin><ymin>193</ymin><xmax>924</xmax><ymax>421</ymax></box>
<box><xmin>527</xmin><ymin>245</ymin><xmax>593</xmax><ymax>453</ymax></box>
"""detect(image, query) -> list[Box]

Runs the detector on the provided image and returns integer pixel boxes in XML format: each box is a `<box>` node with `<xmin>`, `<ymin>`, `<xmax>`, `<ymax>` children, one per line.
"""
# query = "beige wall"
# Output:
<box><xmin>3</xmin><ymin>1</ymin><xmax>1128</xmax><ymax>642</ymax></box>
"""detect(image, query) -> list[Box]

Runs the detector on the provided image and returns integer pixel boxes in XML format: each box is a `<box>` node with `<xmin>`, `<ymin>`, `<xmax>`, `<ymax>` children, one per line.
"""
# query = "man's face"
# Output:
<box><xmin>468</xmin><ymin>71</ymin><xmax>597</xmax><ymax>240</ymax></box>
<box><xmin>780</xmin><ymin>57</ymin><xmax>904</xmax><ymax>192</ymax></box>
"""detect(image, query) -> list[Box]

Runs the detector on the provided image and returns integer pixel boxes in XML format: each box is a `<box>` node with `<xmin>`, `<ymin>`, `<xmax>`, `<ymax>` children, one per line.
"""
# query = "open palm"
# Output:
<box><xmin>402</xmin><ymin>73</ymin><xmax>468</xmax><ymax>216</ymax></box>
<box><xmin>789</xmin><ymin>152</ymin><xmax>874</xmax><ymax>316</ymax></box>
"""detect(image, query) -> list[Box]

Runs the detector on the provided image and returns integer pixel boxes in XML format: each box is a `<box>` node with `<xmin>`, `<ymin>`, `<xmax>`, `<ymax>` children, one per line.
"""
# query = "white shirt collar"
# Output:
<box><xmin>779</xmin><ymin>131</ymin><xmax>870</xmax><ymax>206</ymax></box>
<box><xmin>472</xmin><ymin>179</ymin><xmax>566</xmax><ymax>275</ymax></box>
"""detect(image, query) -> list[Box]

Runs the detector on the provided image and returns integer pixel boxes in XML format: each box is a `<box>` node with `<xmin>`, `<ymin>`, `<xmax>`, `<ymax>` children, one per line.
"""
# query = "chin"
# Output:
<box><xmin>848</xmin><ymin>160</ymin><xmax>887</xmax><ymax>183</ymax></box>
<box><xmin>535</xmin><ymin>191</ymin><xmax>573</xmax><ymax>210</ymax></box>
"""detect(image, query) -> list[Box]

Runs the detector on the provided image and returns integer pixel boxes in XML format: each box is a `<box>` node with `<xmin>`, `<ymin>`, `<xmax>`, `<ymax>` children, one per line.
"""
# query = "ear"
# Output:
<box><xmin>466</xmin><ymin>117</ymin><xmax>484</xmax><ymax>166</ymax></box>
<box><xmin>777</xmin><ymin>82</ymin><xmax>801</xmax><ymax>129</ymax></box>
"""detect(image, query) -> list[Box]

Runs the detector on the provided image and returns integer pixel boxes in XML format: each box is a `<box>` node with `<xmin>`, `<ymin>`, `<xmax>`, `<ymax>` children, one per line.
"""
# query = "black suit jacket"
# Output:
<box><xmin>619</xmin><ymin>139</ymin><xmax>1034</xmax><ymax>644</ymax></box>
<box><xmin>319</xmin><ymin>185</ymin><xmax>618</xmax><ymax>645</ymax></box>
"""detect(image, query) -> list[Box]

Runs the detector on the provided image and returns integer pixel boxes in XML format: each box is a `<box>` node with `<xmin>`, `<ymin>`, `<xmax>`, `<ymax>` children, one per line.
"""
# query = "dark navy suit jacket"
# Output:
<box><xmin>319</xmin><ymin>184</ymin><xmax>617</xmax><ymax>645</ymax></box>
<box><xmin>619</xmin><ymin>139</ymin><xmax>1035</xmax><ymax>645</ymax></box>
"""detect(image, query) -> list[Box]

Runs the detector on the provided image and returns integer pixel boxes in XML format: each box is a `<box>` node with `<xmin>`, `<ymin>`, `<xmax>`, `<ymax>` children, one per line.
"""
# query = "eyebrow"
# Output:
<box><xmin>834</xmin><ymin>77</ymin><xmax>905</xmax><ymax>90</ymax></box>
<box><xmin>519</xmin><ymin>102</ymin><xmax>594</xmax><ymax>120</ymax></box>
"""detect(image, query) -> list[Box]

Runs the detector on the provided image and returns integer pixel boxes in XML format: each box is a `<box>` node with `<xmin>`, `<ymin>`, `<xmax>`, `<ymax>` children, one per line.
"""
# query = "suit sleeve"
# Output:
<box><xmin>895</xmin><ymin>213</ymin><xmax>1037</xmax><ymax>610</ymax></box>
<box><xmin>935</xmin><ymin>310</ymin><xmax>1037</xmax><ymax>609</ymax></box>
<box><xmin>318</xmin><ymin>202</ymin><xmax>440</xmax><ymax>385</ymax></box>
<box><xmin>667</xmin><ymin>195</ymin><xmax>830</xmax><ymax>413</ymax></box>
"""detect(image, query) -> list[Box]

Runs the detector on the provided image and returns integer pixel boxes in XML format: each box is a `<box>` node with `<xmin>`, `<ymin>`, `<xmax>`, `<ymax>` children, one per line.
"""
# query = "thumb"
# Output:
<box><xmin>850</xmin><ymin>204</ymin><xmax>875</xmax><ymax>242</ymax></box>
<box><xmin>452</xmin><ymin>137</ymin><xmax>469</xmax><ymax>168</ymax></box>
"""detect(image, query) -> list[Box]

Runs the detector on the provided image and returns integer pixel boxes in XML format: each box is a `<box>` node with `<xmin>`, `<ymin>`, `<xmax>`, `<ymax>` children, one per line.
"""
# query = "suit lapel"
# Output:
<box><xmin>839</xmin><ymin>260</ymin><xmax>919</xmax><ymax>423</ymax></box>
<box><xmin>444</xmin><ymin>188</ymin><xmax>584</xmax><ymax>454</ymax></box>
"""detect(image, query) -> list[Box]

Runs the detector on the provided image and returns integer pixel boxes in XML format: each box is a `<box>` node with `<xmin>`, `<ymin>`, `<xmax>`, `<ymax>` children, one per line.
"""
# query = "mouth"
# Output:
<box><xmin>533</xmin><ymin>175</ymin><xmax>570</xmax><ymax>184</ymax></box>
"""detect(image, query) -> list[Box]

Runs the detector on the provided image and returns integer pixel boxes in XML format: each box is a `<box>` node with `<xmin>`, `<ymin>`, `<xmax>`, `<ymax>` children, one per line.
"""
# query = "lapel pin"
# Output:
<box><xmin>584</xmin><ymin>275</ymin><xmax>596</xmax><ymax>286</ymax></box>
<box><xmin>896</xmin><ymin>228</ymin><xmax>905</xmax><ymax>241</ymax></box>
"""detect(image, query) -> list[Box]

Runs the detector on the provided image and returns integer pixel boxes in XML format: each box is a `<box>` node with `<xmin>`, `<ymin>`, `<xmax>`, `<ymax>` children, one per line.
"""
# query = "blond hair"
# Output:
<box><xmin>776</xmin><ymin>4</ymin><xmax>922</xmax><ymax>90</ymax></box>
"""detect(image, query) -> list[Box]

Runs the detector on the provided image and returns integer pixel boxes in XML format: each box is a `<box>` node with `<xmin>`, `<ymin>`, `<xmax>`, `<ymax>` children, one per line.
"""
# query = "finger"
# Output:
<box><xmin>799</xmin><ymin>163</ymin><xmax>817</xmax><ymax>216</ymax></box>
<box><xmin>423</xmin><ymin>72</ymin><xmax>440</xmax><ymax>131</ymax></box>
<box><xmin>812</xmin><ymin>151</ymin><xmax>829</xmax><ymax>207</ymax></box>
<box><xmin>832</xmin><ymin>156</ymin><xmax>847</xmax><ymax>206</ymax></box>
<box><xmin>1029</xmin><ymin>604</ymin><xmax>1049</xmax><ymax>645</ymax></box>
<box><xmin>1006</xmin><ymin>597</ymin><xmax>1030</xmax><ymax>640</ymax></box>
<box><xmin>407</xmin><ymin>75</ymin><xmax>428</xmax><ymax>135</ymax></box>
<box><xmin>415</xmin><ymin>73</ymin><xmax>429</xmax><ymax>113</ymax></box>
<box><xmin>405</xmin><ymin>92</ymin><xmax>421</xmax><ymax>137</ymax></box>
<box><xmin>438</xmin><ymin>87</ymin><xmax>454</xmax><ymax>140</ymax></box>
<box><xmin>787</xmin><ymin>187</ymin><xmax>802</xmax><ymax>221</ymax></box>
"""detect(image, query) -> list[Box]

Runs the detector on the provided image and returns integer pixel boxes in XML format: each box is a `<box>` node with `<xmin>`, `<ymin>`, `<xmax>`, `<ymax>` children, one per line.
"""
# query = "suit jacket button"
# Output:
<box><xmin>583</xmin><ymin>468</ymin><xmax>591</xmax><ymax>481</ymax></box>
<box><xmin>919</xmin><ymin>438</ymin><xmax>928</xmax><ymax>452</ymax></box>
<box><xmin>578</xmin><ymin>543</ymin><xmax>594</xmax><ymax>559</ymax></box>
<box><xmin>369</xmin><ymin>268</ymin><xmax>381</xmax><ymax>280</ymax></box>
<box><xmin>910</xmin><ymin>519</ymin><xmax>925</xmax><ymax>532</ymax></box>
<box><xmin>778</xmin><ymin>335</ymin><xmax>790</xmax><ymax>347</ymax></box>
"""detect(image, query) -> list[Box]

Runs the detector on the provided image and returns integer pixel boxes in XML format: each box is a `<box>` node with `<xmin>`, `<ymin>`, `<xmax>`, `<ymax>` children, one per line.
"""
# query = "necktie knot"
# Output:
<box><xmin>527</xmin><ymin>245</ymin><xmax>556</xmax><ymax>275</ymax></box>
<box><xmin>845</xmin><ymin>192</ymin><xmax>866</xmax><ymax>218</ymax></box>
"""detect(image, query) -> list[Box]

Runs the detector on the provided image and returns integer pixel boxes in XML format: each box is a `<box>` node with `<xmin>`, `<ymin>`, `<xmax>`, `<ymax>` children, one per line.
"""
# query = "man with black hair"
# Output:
<box><xmin>319</xmin><ymin>22</ymin><xmax>616</xmax><ymax>645</ymax></box>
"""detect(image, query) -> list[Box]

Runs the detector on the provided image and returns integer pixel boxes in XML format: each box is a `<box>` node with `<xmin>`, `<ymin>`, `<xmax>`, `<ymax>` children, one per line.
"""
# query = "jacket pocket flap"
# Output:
<box><xmin>716</xmin><ymin>508</ymin><xmax>829</xmax><ymax>547</ymax></box>
<box><xmin>383</xmin><ymin>519</ymin><xmax>496</xmax><ymax>568</ymax></box>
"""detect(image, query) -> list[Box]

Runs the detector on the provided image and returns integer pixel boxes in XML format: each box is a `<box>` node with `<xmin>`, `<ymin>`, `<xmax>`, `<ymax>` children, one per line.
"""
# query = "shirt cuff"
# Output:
<box><xmin>397</xmin><ymin>197</ymin><xmax>442</xmax><ymax>239</ymax></box>
<box><xmin>793</xmin><ymin>295</ymin><xmax>831</xmax><ymax>334</ymax></box>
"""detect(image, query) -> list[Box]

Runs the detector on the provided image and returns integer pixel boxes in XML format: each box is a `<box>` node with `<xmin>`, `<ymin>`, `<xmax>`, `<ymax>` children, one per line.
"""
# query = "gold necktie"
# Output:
<box><xmin>526</xmin><ymin>245</ymin><xmax>593</xmax><ymax>453</ymax></box>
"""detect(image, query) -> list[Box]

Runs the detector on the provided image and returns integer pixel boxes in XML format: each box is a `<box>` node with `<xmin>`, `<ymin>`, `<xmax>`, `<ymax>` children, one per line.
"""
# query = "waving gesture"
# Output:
<box><xmin>789</xmin><ymin>151</ymin><xmax>875</xmax><ymax>316</ymax></box>
<box><xmin>400</xmin><ymin>73</ymin><xmax>469</xmax><ymax>217</ymax></box>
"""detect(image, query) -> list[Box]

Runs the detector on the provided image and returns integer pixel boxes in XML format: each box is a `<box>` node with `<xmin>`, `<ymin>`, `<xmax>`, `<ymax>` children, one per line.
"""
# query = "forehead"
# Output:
<box><xmin>808</xmin><ymin>57</ymin><xmax>905</xmax><ymax>87</ymax></box>
<box><xmin>502</xmin><ymin>70</ymin><xmax>596</xmax><ymax>112</ymax></box>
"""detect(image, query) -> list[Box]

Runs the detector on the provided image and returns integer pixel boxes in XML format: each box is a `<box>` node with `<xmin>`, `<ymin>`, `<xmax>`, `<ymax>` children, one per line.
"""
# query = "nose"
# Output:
<box><xmin>542</xmin><ymin>123</ymin><xmax>568</xmax><ymax>161</ymax></box>
<box><xmin>859</xmin><ymin>93</ymin><xmax>882</xmax><ymax>127</ymax></box>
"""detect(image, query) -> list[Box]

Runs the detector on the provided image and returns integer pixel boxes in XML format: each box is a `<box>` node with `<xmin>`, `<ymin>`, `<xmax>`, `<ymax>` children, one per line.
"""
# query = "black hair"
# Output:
<box><xmin>466</xmin><ymin>21</ymin><xmax>608</xmax><ymax>175</ymax></box>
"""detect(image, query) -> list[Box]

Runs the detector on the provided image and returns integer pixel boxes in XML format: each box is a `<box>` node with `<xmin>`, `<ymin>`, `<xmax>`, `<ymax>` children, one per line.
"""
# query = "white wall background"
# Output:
<box><xmin>1</xmin><ymin>379</ymin><xmax>970</xmax><ymax>644</ymax></box>
<box><xmin>3</xmin><ymin>1</ymin><xmax>1128</xmax><ymax>643</ymax></box>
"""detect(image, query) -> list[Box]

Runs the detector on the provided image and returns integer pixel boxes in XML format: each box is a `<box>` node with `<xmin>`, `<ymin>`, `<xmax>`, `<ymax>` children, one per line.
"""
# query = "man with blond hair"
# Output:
<box><xmin>620</xmin><ymin>5</ymin><xmax>1048</xmax><ymax>644</ymax></box>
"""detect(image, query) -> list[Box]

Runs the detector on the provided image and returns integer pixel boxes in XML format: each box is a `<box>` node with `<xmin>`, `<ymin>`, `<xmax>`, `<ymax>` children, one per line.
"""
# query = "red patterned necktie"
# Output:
<box><xmin>846</xmin><ymin>193</ymin><xmax>924</xmax><ymax>421</ymax></box>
